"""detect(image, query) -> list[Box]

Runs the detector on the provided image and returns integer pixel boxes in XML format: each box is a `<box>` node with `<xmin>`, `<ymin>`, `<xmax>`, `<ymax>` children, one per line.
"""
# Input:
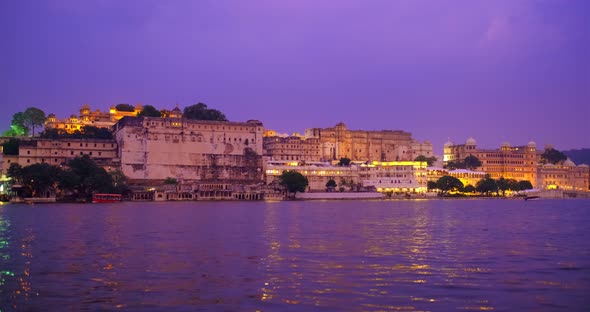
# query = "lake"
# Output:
<box><xmin>0</xmin><ymin>199</ymin><xmax>589</xmax><ymax>311</ymax></box>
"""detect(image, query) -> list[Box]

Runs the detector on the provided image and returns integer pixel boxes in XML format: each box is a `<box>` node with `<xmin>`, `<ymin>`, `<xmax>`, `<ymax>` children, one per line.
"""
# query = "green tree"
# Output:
<box><xmin>138</xmin><ymin>105</ymin><xmax>162</xmax><ymax>117</ymax></box>
<box><xmin>21</xmin><ymin>163</ymin><xmax>60</xmax><ymax>197</ymax></box>
<box><xmin>115</xmin><ymin>103</ymin><xmax>135</xmax><ymax>112</ymax></box>
<box><xmin>517</xmin><ymin>180</ymin><xmax>533</xmax><ymax>191</ymax></box>
<box><xmin>496</xmin><ymin>177</ymin><xmax>510</xmax><ymax>196</ymax></box>
<box><xmin>81</xmin><ymin>126</ymin><xmax>113</xmax><ymax>139</ymax></box>
<box><xmin>23</xmin><ymin>107</ymin><xmax>46</xmax><ymax>136</ymax></box>
<box><xmin>1</xmin><ymin>138</ymin><xmax>20</xmax><ymax>155</ymax></box>
<box><xmin>183</xmin><ymin>103</ymin><xmax>227</xmax><ymax>121</ymax></box>
<box><xmin>337</xmin><ymin>157</ymin><xmax>351</xmax><ymax>166</ymax></box>
<box><xmin>541</xmin><ymin>148</ymin><xmax>567</xmax><ymax>164</ymax></box>
<box><xmin>464</xmin><ymin>154</ymin><xmax>482</xmax><ymax>170</ymax></box>
<box><xmin>415</xmin><ymin>155</ymin><xmax>437</xmax><ymax>166</ymax></box>
<box><xmin>445</xmin><ymin>160</ymin><xmax>464</xmax><ymax>170</ymax></box>
<box><xmin>9</xmin><ymin>112</ymin><xmax>30</xmax><ymax>136</ymax></box>
<box><xmin>427</xmin><ymin>180</ymin><xmax>438</xmax><ymax>191</ymax></box>
<box><xmin>476</xmin><ymin>175</ymin><xmax>498</xmax><ymax>196</ymax></box>
<box><xmin>279</xmin><ymin>170</ymin><xmax>309</xmax><ymax>196</ymax></box>
<box><xmin>436</xmin><ymin>176</ymin><xmax>464</xmax><ymax>194</ymax></box>
<box><xmin>110</xmin><ymin>169</ymin><xmax>130</xmax><ymax>195</ymax></box>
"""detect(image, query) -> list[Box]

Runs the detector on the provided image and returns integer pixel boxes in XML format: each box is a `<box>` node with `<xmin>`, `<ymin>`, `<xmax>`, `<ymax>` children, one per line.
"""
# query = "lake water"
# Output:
<box><xmin>0</xmin><ymin>199</ymin><xmax>589</xmax><ymax>311</ymax></box>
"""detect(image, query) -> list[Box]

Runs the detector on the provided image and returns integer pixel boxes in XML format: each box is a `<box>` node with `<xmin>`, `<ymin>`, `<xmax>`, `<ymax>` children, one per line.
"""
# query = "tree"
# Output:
<box><xmin>2</xmin><ymin>138</ymin><xmax>20</xmax><ymax>155</ymax></box>
<box><xmin>339</xmin><ymin>178</ymin><xmax>347</xmax><ymax>192</ymax></box>
<box><xmin>279</xmin><ymin>170</ymin><xmax>308</xmax><ymax>196</ymax></box>
<box><xmin>517</xmin><ymin>180</ymin><xmax>533</xmax><ymax>191</ymax></box>
<box><xmin>476</xmin><ymin>175</ymin><xmax>498</xmax><ymax>196</ymax></box>
<box><xmin>110</xmin><ymin>169</ymin><xmax>130</xmax><ymax>195</ymax></box>
<box><xmin>66</xmin><ymin>155</ymin><xmax>114</xmax><ymax>201</ymax></box>
<box><xmin>436</xmin><ymin>176</ymin><xmax>464</xmax><ymax>194</ymax></box>
<box><xmin>445</xmin><ymin>160</ymin><xmax>465</xmax><ymax>170</ymax></box>
<box><xmin>138</xmin><ymin>105</ymin><xmax>162</xmax><ymax>117</ymax></box>
<box><xmin>183</xmin><ymin>103</ymin><xmax>227</xmax><ymax>121</ymax></box>
<box><xmin>463</xmin><ymin>184</ymin><xmax>476</xmax><ymax>193</ymax></box>
<box><xmin>338</xmin><ymin>157</ymin><xmax>351</xmax><ymax>166</ymax></box>
<box><xmin>9</xmin><ymin>112</ymin><xmax>30</xmax><ymax>136</ymax></box>
<box><xmin>115</xmin><ymin>103</ymin><xmax>135</xmax><ymax>112</ymax></box>
<box><xmin>164</xmin><ymin>177</ymin><xmax>178</xmax><ymax>185</ymax></box>
<box><xmin>496</xmin><ymin>177</ymin><xmax>510</xmax><ymax>196</ymax></box>
<box><xmin>541</xmin><ymin>148</ymin><xmax>567</xmax><ymax>164</ymax></box>
<box><xmin>21</xmin><ymin>163</ymin><xmax>60</xmax><ymax>197</ymax></box>
<box><xmin>23</xmin><ymin>107</ymin><xmax>46</xmax><ymax>136</ymax></box>
<box><xmin>326</xmin><ymin>178</ymin><xmax>337</xmax><ymax>191</ymax></box>
<box><xmin>81</xmin><ymin>126</ymin><xmax>113</xmax><ymax>139</ymax></box>
<box><xmin>464</xmin><ymin>154</ymin><xmax>482</xmax><ymax>170</ymax></box>
<box><xmin>415</xmin><ymin>155</ymin><xmax>437</xmax><ymax>166</ymax></box>
<box><xmin>427</xmin><ymin>180</ymin><xmax>438</xmax><ymax>191</ymax></box>
<box><xmin>6</xmin><ymin>163</ymin><xmax>23</xmax><ymax>183</ymax></box>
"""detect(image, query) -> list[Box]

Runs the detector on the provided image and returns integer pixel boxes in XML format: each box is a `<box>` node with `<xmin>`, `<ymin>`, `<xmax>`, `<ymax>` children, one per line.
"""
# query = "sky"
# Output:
<box><xmin>1</xmin><ymin>0</ymin><xmax>588</xmax><ymax>154</ymax></box>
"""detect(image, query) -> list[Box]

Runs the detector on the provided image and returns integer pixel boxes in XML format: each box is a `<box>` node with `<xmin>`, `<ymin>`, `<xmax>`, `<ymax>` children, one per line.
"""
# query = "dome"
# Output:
<box><xmin>81</xmin><ymin>103</ymin><xmax>90</xmax><ymax>110</ymax></box>
<box><xmin>444</xmin><ymin>140</ymin><xmax>454</xmax><ymax>147</ymax></box>
<box><xmin>527</xmin><ymin>141</ymin><xmax>536</xmax><ymax>147</ymax></box>
<box><xmin>70</xmin><ymin>114</ymin><xmax>77</xmax><ymax>118</ymax></box>
<box><xmin>47</xmin><ymin>113</ymin><xmax>56</xmax><ymax>118</ymax></box>
<box><xmin>466</xmin><ymin>137</ymin><xmax>476</xmax><ymax>145</ymax></box>
<box><xmin>579</xmin><ymin>164</ymin><xmax>589</xmax><ymax>168</ymax></box>
<box><xmin>563</xmin><ymin>159</ymin><xmax>575</xmax><ymax>167</ymax></box>
<box><xmin>501</xmin><ymin>141</ymin><xmax>511</xmax><ymax>148</ymax></box>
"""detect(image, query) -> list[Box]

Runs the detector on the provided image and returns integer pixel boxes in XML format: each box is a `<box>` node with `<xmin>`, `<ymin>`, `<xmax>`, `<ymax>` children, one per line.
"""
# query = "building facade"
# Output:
<box><xmin>537</xmin><ymin>161</ymin><xmax>589</xmax><ymax>192</ymax></box>
<box><xmin>444</xmin><ymin>139</ymin><xmax>539</xmax><ymax>186</ymax></box>
<box><xmin>304</xmin><ymin>122</ymin><xmax>433</xmax><ymax>162</ymax></box>
<box><xmin>263</xmin><ymin>136</ymin><xmax>321</xmax><ymax>162</ymax></box>
<box><xmin>45</xmin><ymin>103</ymin><xmax>143</xmax><ymax>133</ymax></box>
<box><xmin>114</xmin><ymin>116</ymin><xmax>265</xmax><ymax>183</ymax></box>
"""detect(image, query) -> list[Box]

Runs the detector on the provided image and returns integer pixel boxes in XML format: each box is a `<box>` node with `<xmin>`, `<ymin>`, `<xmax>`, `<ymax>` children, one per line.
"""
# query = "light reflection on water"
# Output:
<box><xmin>0</xmin><ymin>199</ymin><xmax>589</xmax><ymax>311</ymax></box>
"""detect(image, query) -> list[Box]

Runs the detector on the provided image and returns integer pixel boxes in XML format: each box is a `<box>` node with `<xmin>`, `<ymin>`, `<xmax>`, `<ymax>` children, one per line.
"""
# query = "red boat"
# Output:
<box><xmin>92</xmin><ymin>193</ymin><xmax>122</xmax><ymax>203</ymax></box>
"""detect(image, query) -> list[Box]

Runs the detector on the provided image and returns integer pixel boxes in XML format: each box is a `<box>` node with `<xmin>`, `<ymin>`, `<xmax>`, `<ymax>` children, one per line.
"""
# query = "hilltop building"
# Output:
<box><xmin>45</xmin><ymin>103</ymin><xmax>143</xmax><ymax>133</ymax></box>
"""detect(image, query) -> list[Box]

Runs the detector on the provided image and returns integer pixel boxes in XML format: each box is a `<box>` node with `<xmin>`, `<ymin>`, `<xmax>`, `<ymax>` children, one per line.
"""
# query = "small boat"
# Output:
<box><xmin>92</xmin><ymin>193</ymin><xmax>122</xmax><ymax>203</ymax></box>
<box><xmin>524</xmin><ymin>195</ymin><xmax>540</xmax><ymax>201</ymax></box>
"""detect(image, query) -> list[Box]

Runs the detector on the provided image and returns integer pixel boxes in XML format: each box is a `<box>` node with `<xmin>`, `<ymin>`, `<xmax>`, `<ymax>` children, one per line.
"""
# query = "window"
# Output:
<box><xmin>68</xmin><ymin>143</ymin><xmax>71</xmax><ymax>146</ymax></box>
<box><xmin>27</xmin><ymin>150</ymin><xmax>30</xmax><ymax>155</ymax></box>
<box><xmin>80</xmin><ymin>152</ymin><xmax>83</xmax><ymax>155</ymax></box>
<box><xmin>27</xmin><ymin>159</ymin><xmax>30</xmax><ymax>163</ymax></box>
<box><xmin>80</xmin><ymin>143</ymin><xmax>83</xmax><ymax>147</ymax></box>
<box><xmin>89</xmin><ymin>152</ymin><xmax>93</xmax><ymax>156</ymax></box>
<box><xmin>71</xmin><ymin>151</ymin><xmax>74</xmax><ymax>155</ymax></box>
<box><xmin>98</xmin><ymin>152</ymin><xmax>102</xmax><ymax>156</ymax></box>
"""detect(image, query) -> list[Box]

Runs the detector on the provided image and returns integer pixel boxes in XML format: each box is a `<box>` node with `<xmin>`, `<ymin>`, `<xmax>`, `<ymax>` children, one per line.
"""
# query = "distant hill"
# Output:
<box><xmin>564</xmin><ymin>148</ymin><xmax>590</xmax><ymax>166</ymax></box>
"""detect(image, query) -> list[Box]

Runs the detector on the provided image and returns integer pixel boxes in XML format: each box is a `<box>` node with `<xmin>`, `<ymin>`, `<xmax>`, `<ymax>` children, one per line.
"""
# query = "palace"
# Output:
<box><xmin>113</xmin><ymin>116</ymin><xmax>264</xmax><ymax>183</ymax></box>
<box><xmin>264</xmin><ymin>122</ymin><xmax>433</xmax><ymax>163</ymax></box>
<box><xmin>45</xmin><ymin>103</ymin><xmax>143</xmax><ymax>133</ymax></box>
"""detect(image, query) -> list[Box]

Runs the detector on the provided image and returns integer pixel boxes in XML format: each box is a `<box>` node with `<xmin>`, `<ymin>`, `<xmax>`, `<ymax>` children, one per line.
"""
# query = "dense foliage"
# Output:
<box><xmin>541</xmin><ymin>148</ymin><xmax>567</xmax><ymax>164</ymax></box>
<box><xmin>436</xmin><ymin>176</ymin><xmax>464</xmax><ymax>194</ymax></box>
<box><xmin>40</xmin><ymin>126</ymin><xmax>113</xmax><ymax>140</ymax></box>
<box><xmin>279</xmin><ymin>170</ymin><xmax>309</xmax><ymax>195</ymax></box>
<box><xmin>3</xmin><ymin>107</ymin><xmax>47</xmax><ymax>136</ymax></box>
<box><xmin>337</xmin><ymin>157</ymin><xmax>351</xmax><ymax>166</ymax></box>
<box><xmin>446</xmin><ymin>155</ymin><xmax>482</xmax><ymax>170</ymax></box>
<box><xmin>138</xmin><ymin>105</ymin><xmax>162</xmax><ymax>117</ymax></box>
<box><xmin>414</xmin><ymin>155</ymin><xmax>437</xmax><ymax>166</ymax></box>
<box><xmin>6</xmin><ymin>156</ymin><xmax>128</xmax><ymax>202</ymax></box>
<box><xmin>115</xmin><ymin>103</ymin><xmax>135</xmax><ymax>112</ymax></box>
<box><xmin>1</xmin><ymin>138</ymin><xmax>20</xmax><ymax>155</ymax></box>
<box><xmin>183</xmin><ymin>103</ymin><xmax>227</xmax><ymax>121</ymax></box>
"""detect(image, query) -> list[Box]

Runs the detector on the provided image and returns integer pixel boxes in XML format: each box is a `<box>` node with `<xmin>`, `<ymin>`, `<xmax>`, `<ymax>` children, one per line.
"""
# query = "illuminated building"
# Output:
<box><xmin>537</xmin><ymin>160</ymin><xmax>589</xmax><ymax>191</ymax></box>
<box><xmin>7</xmin><ymin>138</ymin><xmax>119</xmax><ymax>171</ymax></box>
<box><xmin>45</xmin><ymin>103</ymin><xmax>143</xmax><ymax>133</ymax></box>
<box><xmin>266</xmin><ymin>122</ymin><xmax>434</xmax><ymax>162</ymax></box>
<box><xmin>264</xmin><ymin>160</ymin><xmax>358</xmax><ymax>191</ymax></box>
<box><xmin>444</xmin><ymin>138</ymin><xmax>539</xmax><ymax>186</ymax></box>
<box><xmin>263</xmin><ymin>136</ymin><xmax>321</xmax><ymax>162</ymax></box>
<box><xmin>358</xmin><ymin>161</ymin><xmax>427</xmax><ymax>193</ymax></box>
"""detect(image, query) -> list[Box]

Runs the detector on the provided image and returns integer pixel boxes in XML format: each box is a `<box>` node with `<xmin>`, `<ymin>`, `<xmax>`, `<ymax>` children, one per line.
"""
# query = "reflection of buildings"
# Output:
<box><xmin>264</xmin><ymin>122</ymin><xmax>433</xmax><ymax>163</ymax></box>
<box><xmin>45</xmin><ymin>103</ymin><xmax>143</xmax><ymax>133</ymax></box>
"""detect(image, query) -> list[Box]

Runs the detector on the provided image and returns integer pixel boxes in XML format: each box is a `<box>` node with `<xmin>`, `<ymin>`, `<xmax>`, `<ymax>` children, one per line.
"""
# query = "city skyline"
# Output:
<box><xmin>1</xmin><ymin>0</ymin><xmax>588</xmax><ymax>154</ymax></box>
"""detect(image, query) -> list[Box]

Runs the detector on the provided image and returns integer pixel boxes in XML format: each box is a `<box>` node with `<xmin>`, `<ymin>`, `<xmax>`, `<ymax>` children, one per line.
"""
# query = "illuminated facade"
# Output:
<box><xmin>264</xmin><ymin>160</ymin><xmax>359</xmax><ymax>191</ymax></box>
<box><xmin>263</xmin><ymin>136</ymin><xmax>321</xmax><ymax>162</ymax></box>
<box><xmin>358</xmin><ymin>161</ymin><xmax>427</xmax><ymax>193</ymax></box>
<box><xmin>114</xmin><ymin>116</ymin><xmax>264</xmax><ymax>183</ymax></box>
<box><xmin>304</xmin><ymin>122</ymin><xmax>433</xmax><ymax>162</ymax></box>
<box><xmin>444</xmin><ymin>139</ymin><xmax>539</xmax><ymax>186</ymax></box>
<box><xmin>9</xmin><ymin>138</ymin><xmax>119</xmax><ymax>171</ymax></box>
<box><xmin>45</xmin><ymin>103</ymin><xmax>143</xmax><ymax>133</ymax></box>
<box><xmin>537</xmin><ymin>161</ymin><xmax>589</xmax><ymax>191</ymax></box>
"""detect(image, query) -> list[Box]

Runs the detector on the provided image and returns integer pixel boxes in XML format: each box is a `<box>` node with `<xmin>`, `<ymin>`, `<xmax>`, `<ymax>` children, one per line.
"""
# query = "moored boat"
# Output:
<box><xmin>92</xmin><ymin>193</ymin><xmax>122</xmax><ymax>203</ymax></box>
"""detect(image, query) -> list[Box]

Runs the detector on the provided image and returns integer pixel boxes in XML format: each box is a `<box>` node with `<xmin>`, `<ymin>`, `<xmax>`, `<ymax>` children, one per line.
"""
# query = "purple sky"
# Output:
<box><xmin>1</xmin><ymin>0</ymin><xmax>588</xmax><ymax>154</ymax></box>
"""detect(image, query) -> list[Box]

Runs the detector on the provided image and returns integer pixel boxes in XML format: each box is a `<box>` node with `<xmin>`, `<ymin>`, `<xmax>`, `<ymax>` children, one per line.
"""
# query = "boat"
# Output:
<box><xmin>92</xmin><ymin>193</ymin><xmax>122</xmax><ymax>203</ymax></box>
<box><xmin>524</xmin><ymin>195</ymin><xmax>540</xmax><ymax>201</ymax></box>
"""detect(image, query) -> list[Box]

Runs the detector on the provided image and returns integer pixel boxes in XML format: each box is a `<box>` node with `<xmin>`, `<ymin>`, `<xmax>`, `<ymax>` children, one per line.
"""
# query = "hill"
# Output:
<box><xmin>564</xmin><ymin>148</ymin><xmax>590</xmax><ymax>166</ymax></box>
